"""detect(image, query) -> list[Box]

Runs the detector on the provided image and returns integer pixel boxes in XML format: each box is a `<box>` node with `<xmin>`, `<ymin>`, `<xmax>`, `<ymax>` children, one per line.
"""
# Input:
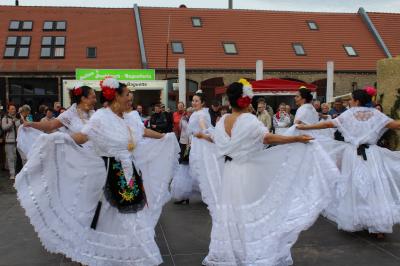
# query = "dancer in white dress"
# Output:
<box><xmin>298</xmin><ymin>89</ymin><xmax>400</xmax><ymax>238</ymax></box>
<box><xmin>285</xmin><ymin>87</ymin><xmax>334</xmax><ymax>140</ymax></box>
<box><xmin>15</xmin><ymin>78</ymin><xmax>178</xmax><ymax>265</ymax></box>
<box><xmin>196</xmin><ymin>80</ymin><xmax>340</xmax><ymax>266</ymax></box>
<box><xmin>18</xmin><ymin>84</ymin><xmax>97</xmax><ymax>158</ymax></box>
<box><xmin>187</xmin><ymin>90</ymin><xmax>220</xmax><ymax>208</ymax></box>
<box><xmin>171</xmin><ymin>107</ymin><xmax>200</xmax><ymax>204</ymax></box>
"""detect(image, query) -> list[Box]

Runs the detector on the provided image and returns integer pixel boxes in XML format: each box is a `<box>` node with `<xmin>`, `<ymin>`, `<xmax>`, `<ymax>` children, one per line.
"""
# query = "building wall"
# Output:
<box><xmin>377</xmin><ymin>57</ymin><xmax>400</xmax><ymax>150</ymax></box>
<box><xmin>157</xmin><ymin>71</ymin><xmax>377</xmax><ymax>100</ymax></box>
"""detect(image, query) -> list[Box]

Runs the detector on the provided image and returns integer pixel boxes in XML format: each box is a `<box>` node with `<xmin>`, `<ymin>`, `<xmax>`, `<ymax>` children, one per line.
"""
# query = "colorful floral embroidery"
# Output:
<box><xmin>112</xmin><ymin>162</ymin><xmax>141</xmax><ymax>203</ymax></box>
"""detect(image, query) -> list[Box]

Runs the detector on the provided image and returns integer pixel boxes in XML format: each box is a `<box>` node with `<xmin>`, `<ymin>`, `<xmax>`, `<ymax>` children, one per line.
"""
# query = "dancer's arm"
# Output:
<box><xmin>386</xmin><ymin>120</ymin><xmax>400</xmax><ymax>130</ymax></box>
<box><xmin>263</xmin><ymin>134</ymin><xmax>313</xmax><ymax>145</ymax></box>
<box><xmin>71</xmin><ymin>132</ymin><xmax>88</xmax><ymax>144</ymax></box>
<box><xmin>296</xmin><ymin>121</ymin><xmax>335</xmax><ymax>130</ymax></box>
<box><xmin>24</xmin><ymin>120</ymin><xmax>63</xmax><ymax>132</ymax></box>
<box><xmin>143</xmin><ymin>128</ymin><xmax>165</xmax><ymax>139</ymax></box>
<box><xmin>194</xmin><ymin>132</ymin><xmax>214</xmax><ymax>143</ymax></box>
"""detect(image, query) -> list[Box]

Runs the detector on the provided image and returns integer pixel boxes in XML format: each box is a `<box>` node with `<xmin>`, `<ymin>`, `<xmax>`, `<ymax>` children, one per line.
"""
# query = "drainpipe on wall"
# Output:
<box><xmin>358</xmin><ymin>7</ymin><xmax>392</xmax><ymax>58</ymax></box>
<box><xmin>133</xmin><ymin>4</ymin><xmax>149</xmax><ymax>68</ymax></box>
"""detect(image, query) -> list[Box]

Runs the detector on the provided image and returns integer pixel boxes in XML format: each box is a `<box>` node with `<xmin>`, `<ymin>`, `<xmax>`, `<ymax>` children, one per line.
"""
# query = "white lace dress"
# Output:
<box><xmin>15</xmin><ymin>108</ymin><xmax>176</xmax><ymax>265</ymax></box>
<box><xmin>17</xmin><ymin>104</ymin><xmax>94</xmax><ymax>159</ymax></box>
<box><xmin>322</xmin><ymin>107</ymin><xmax>400</xmax><ymax>233</ymax></box>
<box><xmin>285</xmin><ymin>103</ymin><xmax>333</xmax><ymax>139</ymax></box>
<box><xmin>124</xmin><ymin>110</ymin><xmax>180</xmax><ymax>226</ymax></box>
<box><xmin>201</xmin><ymin>113</ymin><xmax>339</xmax><ymax>266</ymax></box>
<box><xmin>172</xmin><ymin>108</ymin><xmax>215</xmax><ymax>204</ymax></box>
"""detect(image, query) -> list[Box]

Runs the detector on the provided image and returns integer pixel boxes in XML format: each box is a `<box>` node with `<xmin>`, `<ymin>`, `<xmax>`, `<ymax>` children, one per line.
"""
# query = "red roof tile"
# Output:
<box><xmin>368</xmin><ymin>12</ymin><xmax>400</xmax><ymax>57</ymax></box>
<box><xmin>139</xmin><ymin>7</ymin><xmax>387</xmax><ymax>72</ymax></box>
<box><xmin>0</xmin><ymin>6</ymin><xmax>141</xmax><ymax>73</ymax></box>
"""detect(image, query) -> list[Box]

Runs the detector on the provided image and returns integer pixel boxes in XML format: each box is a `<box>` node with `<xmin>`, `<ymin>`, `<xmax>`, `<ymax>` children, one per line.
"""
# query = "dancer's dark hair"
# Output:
<box><xmin>298</xmin><ymin>87</ymin><xmax>313</xmax><ymax>103</ymax></box>
<box><xmin>194</xmin><ymin>90</ymin><xmax>206</xmax><ymax>104</ymax></box>
<box><xmin>352</xmin><ymin>89</ymin><xmax>372</xmax><ymax>107</ymax></box>
<box><xmin>226</xmin><ymin>82</ymin><xmax>244</xmax><ymax>109</ymax></box>
<box><xmin>70</xmin><ymin>86</ymin><xmax>93</xmax><ymax>104</ymax></box>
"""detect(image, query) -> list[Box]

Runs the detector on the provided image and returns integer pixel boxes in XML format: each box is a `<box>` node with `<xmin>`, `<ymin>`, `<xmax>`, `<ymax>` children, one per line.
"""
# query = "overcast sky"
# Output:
<box><xmin>1</xmin><ymin>0</ymin><xmax>400</xmax><ymax>13</ymax></box>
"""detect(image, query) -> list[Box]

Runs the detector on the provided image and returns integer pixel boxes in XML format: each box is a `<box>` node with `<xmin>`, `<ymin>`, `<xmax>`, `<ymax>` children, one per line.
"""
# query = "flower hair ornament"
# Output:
<box><xmin>195</xmin><ymin>89</ymin><xmax>203</xmax><ymax>94</ymax></box>
<box><xmin>100</xmin><ymin>77</ymin><xmax>119</xmax><ymax>101</ymax></box>
<box><xmin>237</xmin><ymin>78</ymin><xmax>254</xmax><ymax>108</ymax></box>
<box><xmin>363</xmin><ymin>86</ymin><xmax>377</xmax><ymax>97</ymax></box>
<box><xmin>363</xmin><ymin>86</ymin><xmax>377</xmax><ymax>104</ymax></box>
<box><xmin>70</xmin><ymin>82</ymin><xmax>84</xmax><ymax>97</ymax></box>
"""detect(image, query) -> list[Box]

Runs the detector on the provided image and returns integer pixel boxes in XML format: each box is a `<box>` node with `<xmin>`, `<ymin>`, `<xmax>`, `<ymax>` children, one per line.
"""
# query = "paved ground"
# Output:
<box><xmin>1</xmin><ymin>172</ymin><xmax>400</xmax><ymax>266</ymax></box>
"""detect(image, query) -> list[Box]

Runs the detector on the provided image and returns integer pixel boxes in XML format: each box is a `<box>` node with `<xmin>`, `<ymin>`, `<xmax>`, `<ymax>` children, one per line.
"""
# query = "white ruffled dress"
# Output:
<box><xmin>171</xmin><ymin>108</ymin><xmax>213</xmax><ymax>202</ymax></box>
<box><xmin>15</xmin><ymin>108</ymin><xmax>179</xmax><ymax>266</ymax></box>
<box><xmin>322</xmin><ymin>107</ymin><xmax>400</xmax><ymax>233</ymax></box>
<box><xmin>284</xmin><ymin>103</ymin><xmax>334</xmax><ymax>139</ymax></box>
<box><xmin>200</xmin><ymin>113</ymin><xmax>339</xmax><ymax>266</ymax></box>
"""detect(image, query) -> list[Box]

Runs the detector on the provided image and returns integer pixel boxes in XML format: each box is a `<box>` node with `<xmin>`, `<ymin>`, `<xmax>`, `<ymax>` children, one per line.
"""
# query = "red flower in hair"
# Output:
<box><xmin>102</xmin><ymin>87</ymin><xmax>116</xmax><ymax>101</ymax></box>
<box><xmin>237</xmin><ymin>96</ymin><xmax>251</xmax><ymax>109</ymax></box>
<box><xmin>364</xmin><ymin>86</ymin><xmax>377</xmax><ymax>97</ymax></box>
<box><xmin>73</xmin><ymin>87</ymin><xmax>82</xmax><ymax>96</ymax></box>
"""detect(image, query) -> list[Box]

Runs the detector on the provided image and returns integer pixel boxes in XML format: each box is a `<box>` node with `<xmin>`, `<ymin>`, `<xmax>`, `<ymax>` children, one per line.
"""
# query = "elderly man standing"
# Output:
<box><xmin>256</xmin><ymin>98</ymin><xmax>272</xmax><ymax>132</ymax></box>
<box><xmin>1</xmin><ymin>104</ymin><xmax>21</xmax><ymax>180</ymax></box>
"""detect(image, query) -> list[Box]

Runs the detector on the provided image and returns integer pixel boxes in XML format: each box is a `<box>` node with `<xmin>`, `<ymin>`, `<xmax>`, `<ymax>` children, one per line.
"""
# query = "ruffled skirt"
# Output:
<box><xmin>171</xmin><ymin>164</ymin><xmax>200</xmax><ymax>200</ymax></box>
<box><xmin>15</xmin><ymin>132</ymin><xmax>179</xmax><ymax>265</ymax></box>
<box><xmin>199</xmin><ymin>142</ymin><xmax>339</xmax><ymax>266</ymax></box>
<box><xmin>322</xmin><ymin>143</ymin><xmax>400</xmax><ymax>233</ymax></box>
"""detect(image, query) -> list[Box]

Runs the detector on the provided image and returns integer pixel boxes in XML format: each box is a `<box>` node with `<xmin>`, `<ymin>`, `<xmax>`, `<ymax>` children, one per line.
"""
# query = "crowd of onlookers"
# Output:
<box><xmin>0</xmin><ymin>101</ymin><xmax>65</xmax><ymax>180</ymax></box>
<box><xmin>0</xmin><ymin>96</ymin><xmax>389</xmax><ymax>181</ymax></box>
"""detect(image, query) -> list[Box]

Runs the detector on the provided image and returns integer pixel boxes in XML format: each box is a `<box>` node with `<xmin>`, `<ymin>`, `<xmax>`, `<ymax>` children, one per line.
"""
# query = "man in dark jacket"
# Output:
<box><xmin>150</xmin><ymin>104</ymin><xmax>169</xmax><ymax>133</ymax></box>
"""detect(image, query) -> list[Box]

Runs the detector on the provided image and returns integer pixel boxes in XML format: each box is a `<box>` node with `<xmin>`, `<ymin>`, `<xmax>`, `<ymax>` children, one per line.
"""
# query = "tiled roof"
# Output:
<box><xmin>139</xmin><ymin>7</ymin><xmax>387</xmax><ymax>72</ymax></box>
<box><xmin>0</xmin><ymin>6</ymin><xmax>141</xmax><ymax>73</ymax></box>
<box><xmin>368</xmin><ymin>12</ymin><xmax>400</xmax><ymax>57</ymax></box>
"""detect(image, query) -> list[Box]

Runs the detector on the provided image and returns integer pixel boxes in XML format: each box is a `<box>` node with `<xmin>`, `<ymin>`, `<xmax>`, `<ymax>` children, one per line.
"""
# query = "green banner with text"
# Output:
<box><xmin>76</xmin><ymin>69</ymin><xmax>155</xmax><ymax>81</ymax></box>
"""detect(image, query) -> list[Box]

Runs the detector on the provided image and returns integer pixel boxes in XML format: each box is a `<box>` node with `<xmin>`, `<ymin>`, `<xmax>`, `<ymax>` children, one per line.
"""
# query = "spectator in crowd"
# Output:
<box><xmin>273</xmin><ymin>103</ymin><xmax>292</xmax><ymax>134</ymax></box>
<box><xmin>19</xmin><ymin>105</ymin><xmax>33</xmax><ymax>122</ymax></box>
<box><xmin>328</xmin><ymin>98</ymin><xmax>346</xmax><ymax>119</ymax></box>
<box><xmin>248</xmin><ymin>104</ymin><xmax>256</xmax><ymax>115</ymax></box>
<box><xmin>102</xmin><ymin>101</ymin><xmax>109</xmax><ymax>108</ymax></box>
<box><xmin>53</xmin><ymin>102</ymin><xmax>62</xmax><ymax>117</ymax></box>
<box><xmin>173</xmin><ymin>102</ymin><xmax>185</xmax><ymax>138</ymax></box>
<box><xmin>257</xmin><ymin>97</ymin><xmax>274</xmax><ymax>117</ymax></box>
<box><xmin>209</xmin><ymin>100</ymin><xmax>221</xmax><ymax>127</ymax></box>
<box><xmin>256</xmin><ymin>98</ymin><xmax>272</xmax><ymax>132</ymax></box>
<box><xmin>375</xmin><ymin>104</ymin><xmax>383</xmax><ymax>112</ymax></box>
<box><xmin>150</xmin><ymin>104</ymin><xmax>169</xmax><ymax>133</ymax></box>
<box><xmin>179</xmin><ymin>107</ymin><xmax>194</xmax><ymax>158</ymax></box>
<box><xmin>34</xmin><ymin>105</ymin><xmax>48</xmax><ymax>122</ymax></box>
<box><xmin>285</xmin><ymin>105</ymin><xmax>295</xmax><ymax>126</ymax></box>
<box><xmin>319</xmin><ymin>103</ymin><xmax>332</xmax><ymax>121</ymax></box>
<box><xmin>342</xmin><ymin>100</ymin><xmax>351</xmax><ymax>110</ymax></box>
<box><xmin>59</xmin><ymin>107</ymin><xmax>66</xmax><ymax>114</ymax></box>
<box><xmin>136</xmin><ymin>104</ymin><xmax>147</xmax><ymax>123</ymax></box>
<box><xmin>161</xmin><ymin>104</ymin><xmax>173</xmax><ymax>132</ymax></box>
<box><xmin>41</xmin><ymin>108</ymin><xmax>56</xmax><ymax>133</ymax></box>
<box><xmin>1</xmin><ymin>104</ymin><xmax>21</xmax><ymax>179</ymax></box>
<box><xmin>313</xmin><ymin>100</ymin><xmax>322</xmax><ymax>113</ymax></box>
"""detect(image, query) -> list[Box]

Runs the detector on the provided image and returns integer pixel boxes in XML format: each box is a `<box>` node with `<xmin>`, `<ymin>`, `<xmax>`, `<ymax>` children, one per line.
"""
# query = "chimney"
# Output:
<box><xmin>15</xmin><ymin>0</ymin><xmax>19</xmax><ymax>6</ymax></box>
<box><xmin>229</xmin><ymin>0</ymin><xmax>233</xmax><ymax>9</ymax></box>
